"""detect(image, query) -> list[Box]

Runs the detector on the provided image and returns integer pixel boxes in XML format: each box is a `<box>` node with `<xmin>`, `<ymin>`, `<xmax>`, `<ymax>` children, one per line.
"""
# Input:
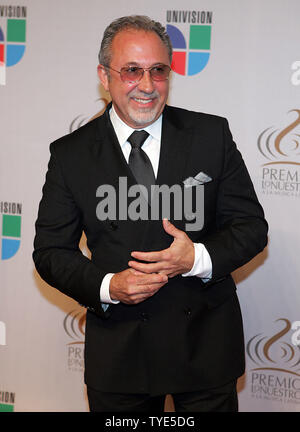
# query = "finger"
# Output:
<box><xmin>125</xmin><ymin>282</ymin><xmax>164</xmax><ymax>300</ymax></box>
<box><xmin>163</xmin><ymin>218</ymin><xmax>185</xmax><ymax>239</ymax></box>
<box><xmin>129</xmin><ymin>268</ymin><xmax>145</xmax><ymax>275</ymax></box>
<box><xmin>127</xmin><ymin>271</ymin><xmax>167</xmax><ymax>285</ymax></box>
<box><xmin>134</xmin><ymin>273</ymin><xmax>168</xmax><ymax>285</ymax></box>
<box><xmin>128</xmin><ymin>260</ymin><xmax>169</xmax><ymax>274</ymax></box>
<box><xmin>130</xmin><ymin>250</ymin><xmax>166</xmax><ymax>262</ymax></box>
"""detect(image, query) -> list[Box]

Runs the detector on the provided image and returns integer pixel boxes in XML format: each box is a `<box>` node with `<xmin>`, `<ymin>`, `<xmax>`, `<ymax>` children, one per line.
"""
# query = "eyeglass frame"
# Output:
<box><xmin>102</xmin><ymin>63</ymin><xmax>171</xmax><ymax>83</ymax></box>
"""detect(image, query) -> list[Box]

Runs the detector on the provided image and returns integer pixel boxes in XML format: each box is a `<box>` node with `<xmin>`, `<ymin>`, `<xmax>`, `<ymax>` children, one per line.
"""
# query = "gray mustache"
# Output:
<box><xmin>129</xmin><ymin>90</ymin><xmax>159</xmax><ymax>98</ymax></box>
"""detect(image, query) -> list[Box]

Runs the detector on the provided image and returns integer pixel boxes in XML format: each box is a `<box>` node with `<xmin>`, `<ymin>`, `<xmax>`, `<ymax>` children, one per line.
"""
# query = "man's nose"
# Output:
<box><xmin>137</xmin><ymin>70</ymin><xmax>155</xmax><ymax>93</ymax></box>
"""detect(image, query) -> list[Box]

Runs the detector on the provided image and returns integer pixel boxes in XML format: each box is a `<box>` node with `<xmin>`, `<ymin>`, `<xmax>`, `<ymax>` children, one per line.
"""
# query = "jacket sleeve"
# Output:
<box><xmin>202</xmin><ymin>118</ymin><xmax>268</xmax><ymax>283</ymax></box>
<box><xmin>33</xmin><ymin>142</ymin><xmax>107</xmax><ymax>317</ymax></box>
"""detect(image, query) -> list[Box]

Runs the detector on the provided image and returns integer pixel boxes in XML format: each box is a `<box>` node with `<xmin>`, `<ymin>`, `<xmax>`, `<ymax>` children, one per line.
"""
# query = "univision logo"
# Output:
<box><xmin>166</xmin><ymin>10</ymin><xmax>212</xmax><ymax>76</ymax></box>
<box><xmin>0</xmin><ymin>390</ymin><xmax>15</xmax><ymax>412</ymax></box>
<box><xmin>0</xmin><ymin>201</ymin><xmax>22</xmax><ymax>260</ymax></box>
<box><xmin>0</xmin><ymin>5</ymin><xmax>27</xmax><ymax>85</ymax></box>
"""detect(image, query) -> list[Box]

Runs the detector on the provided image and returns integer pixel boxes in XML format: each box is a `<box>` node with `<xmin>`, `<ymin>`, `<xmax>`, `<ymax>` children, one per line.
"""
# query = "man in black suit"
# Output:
<box><xmin>33</xmin><ymin>15</ymin><xmax>268</xmax><ymax>412</ymax></box>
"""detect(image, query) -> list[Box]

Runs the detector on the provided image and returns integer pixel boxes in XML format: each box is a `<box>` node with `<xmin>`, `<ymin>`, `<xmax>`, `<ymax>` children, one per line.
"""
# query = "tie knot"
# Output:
<box><xmin>128</xmin><ymin>130</ymin><xmax>149</xmax><ymax>149</ymax></box>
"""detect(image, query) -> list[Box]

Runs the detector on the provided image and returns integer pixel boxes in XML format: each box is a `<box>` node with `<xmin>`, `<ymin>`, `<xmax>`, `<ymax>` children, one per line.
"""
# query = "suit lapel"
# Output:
<box><xmin>156</xmin><ymin>105</ymin><xmax>190</xmax><ymax>187</ymax></box>
<box><xmin>141</xmin><ymin>106</ymin><xmax>192</xmax><ymax>250</ymax></box>
<box><xmin>94</xmin><ymin>104</ymin><xmax>154</xmax><ymax>251</ymax></box>
<box><xmin>95</xmin><ymin>103</ymin><xmax>139</xmax><ymax>191</ymax></box>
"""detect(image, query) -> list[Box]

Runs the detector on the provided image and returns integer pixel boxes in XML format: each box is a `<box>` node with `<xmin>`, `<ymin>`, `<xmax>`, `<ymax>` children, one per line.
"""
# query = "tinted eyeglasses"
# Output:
<box><xmin>104</xmin><ymin>64</ymin><xmax>171</xmax><ymax>83</ymax></box>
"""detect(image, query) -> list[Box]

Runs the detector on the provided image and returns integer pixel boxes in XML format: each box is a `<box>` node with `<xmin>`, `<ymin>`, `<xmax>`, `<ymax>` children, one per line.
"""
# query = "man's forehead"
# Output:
<box><xmin>110</xmin><ymin>29</ymin><xmax>169</xmax><ymax>63</ymax></box>
<box><xmin>112</xmin><ymin>27</ymin><xmax>162</xmax><ymax>46</ymax></box>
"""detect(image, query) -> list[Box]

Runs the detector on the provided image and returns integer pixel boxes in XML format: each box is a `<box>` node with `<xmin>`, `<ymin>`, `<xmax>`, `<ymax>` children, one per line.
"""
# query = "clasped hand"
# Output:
<box><xmin>109</xmin><ymin>219</ymin><xmax>194</xmax><ymax>304</ymax></box>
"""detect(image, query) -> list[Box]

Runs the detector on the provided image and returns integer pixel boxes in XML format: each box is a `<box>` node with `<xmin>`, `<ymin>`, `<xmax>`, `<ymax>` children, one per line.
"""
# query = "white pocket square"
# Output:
<box><xmin>183</xmin><ymin>171</ymin><xmax>212</xmax><ymax>188</ymax></box>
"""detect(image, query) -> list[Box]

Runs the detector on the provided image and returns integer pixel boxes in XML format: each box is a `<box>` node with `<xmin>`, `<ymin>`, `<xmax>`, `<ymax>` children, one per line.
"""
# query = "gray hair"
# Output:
<box><xmin>98</xmin><ymin>15</ymin><xmax>173</xmax><ymax>66</ymax></box>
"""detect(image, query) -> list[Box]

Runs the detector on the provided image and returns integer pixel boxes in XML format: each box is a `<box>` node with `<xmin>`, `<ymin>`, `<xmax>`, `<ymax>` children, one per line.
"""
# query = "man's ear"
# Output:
<box><xmin>97</xmin><ymin>64</ymin><xmax>109</xmax><ymax>92</ymax></box>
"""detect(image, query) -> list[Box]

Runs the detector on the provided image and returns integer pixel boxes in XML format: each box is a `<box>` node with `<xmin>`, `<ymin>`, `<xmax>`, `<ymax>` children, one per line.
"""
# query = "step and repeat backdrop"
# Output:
<box><xmin>1</xmin><ymin>0</ymin><xmax>300</xmax><ymax>412</ymax></box>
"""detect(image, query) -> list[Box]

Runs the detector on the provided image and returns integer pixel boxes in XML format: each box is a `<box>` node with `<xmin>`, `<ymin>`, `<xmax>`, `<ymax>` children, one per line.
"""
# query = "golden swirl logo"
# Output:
<box><xmin>258</xmin><ymin>110</ymin><xmax>300</xmax><ymax>166</ymax></box>
<box><xmin>63</xmin><ymin>309</ymin><xmax>86</xmax><ymax>373</ymax></box>
<box><xmin>63</xmin><ymin>309</ymin><xmax>86</xmax><ymax>344</ymax></box>
<box><xmin>247</xmin><ymin>318</ymin><xmax>300</xmax><ymax>376</ymax></box>
<box><xmin>247</xmin><ymin>319</ymin><xmax>300</xmax><ymax>405</ymax></box>
<box><xmin>258</xmin><ymin>110</ymin><xmax>300</xmax><ymax>197</ymax></box>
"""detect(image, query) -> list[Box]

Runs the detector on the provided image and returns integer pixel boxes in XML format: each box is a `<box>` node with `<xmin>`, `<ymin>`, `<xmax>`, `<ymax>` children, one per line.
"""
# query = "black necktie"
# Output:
<box><xmin>128</xmin><ymin>130</ymin><xmax>155</xmax><ymax>201</ymax></box>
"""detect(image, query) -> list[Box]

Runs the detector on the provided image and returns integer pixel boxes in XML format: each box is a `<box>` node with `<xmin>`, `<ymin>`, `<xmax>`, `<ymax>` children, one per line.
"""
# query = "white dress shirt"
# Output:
<box><xmin>100</xmin><ymin>105</ymin><xmax>212</xmax><ymax>305</ymax></box>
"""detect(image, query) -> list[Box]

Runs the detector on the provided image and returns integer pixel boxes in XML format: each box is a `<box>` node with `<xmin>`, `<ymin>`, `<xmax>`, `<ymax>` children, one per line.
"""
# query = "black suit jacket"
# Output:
<box><xmin>33</xmin><ymin>104</ymin><xmax>268</xmax><ymax>395</ymax></box>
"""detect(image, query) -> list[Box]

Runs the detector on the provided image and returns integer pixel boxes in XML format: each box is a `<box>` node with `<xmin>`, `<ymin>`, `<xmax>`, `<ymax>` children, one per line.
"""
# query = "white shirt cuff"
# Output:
<box><xmin>182</xmin><ymin>243</ymin><xmax>212</xmax><ymax>281</ymax></box>
<box><xmin>100</xmin><ymin>273</ymin><xmax>120</xmax><ymax>304</ymax></box>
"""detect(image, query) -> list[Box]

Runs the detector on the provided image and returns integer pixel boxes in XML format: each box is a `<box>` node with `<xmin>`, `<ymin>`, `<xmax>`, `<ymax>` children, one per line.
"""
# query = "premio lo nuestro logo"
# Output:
<box><xmin>0</xmin><ymin>201</ymin><xmax>22</xmax><ymax>260</ymax></box>
<box><xmin>258</xmin><ymin>109</ymin><xmax>300</xmax><ymax>166</ymax></box>
<box><xmin>247</xmin><ymin>318</ymin><xmax>300</xmax><ymax>375</ymax></box>
<box><xmin>63</xmin><ymin>308</ymin><xmax>86</xmax><ymax>373</ymax></box>
<box><xmin>258</xmin><ymin>109</ymin><xmax>300</xmax><ymax>197</ymax></box>
<box><xmin>247</xmin><ymin>318</ymin><xmax>300</xmax><ymax>405</ymax></box>
<box><xmin>166</xmin><ymin>10</ymin><xmax>212</xmax><ymax>76</ymax></box>
<box><xmin>0</xmin><ymin>5</ymin><xmax>27</xmax><ymax>85</ymax></box>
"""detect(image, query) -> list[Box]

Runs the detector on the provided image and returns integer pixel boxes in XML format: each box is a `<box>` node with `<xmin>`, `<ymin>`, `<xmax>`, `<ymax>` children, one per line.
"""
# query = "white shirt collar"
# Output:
<box><xmin>109</xmin><ymin>104</ymin><xmax>162</xmax><ymax>148</ymax></box>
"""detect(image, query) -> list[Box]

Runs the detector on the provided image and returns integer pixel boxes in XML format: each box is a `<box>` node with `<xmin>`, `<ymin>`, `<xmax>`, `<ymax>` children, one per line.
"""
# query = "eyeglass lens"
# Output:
<box><xmin>121</xmin><ymin>65</ymin><xmax>170</xmax><ymax>82</ymax></box>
